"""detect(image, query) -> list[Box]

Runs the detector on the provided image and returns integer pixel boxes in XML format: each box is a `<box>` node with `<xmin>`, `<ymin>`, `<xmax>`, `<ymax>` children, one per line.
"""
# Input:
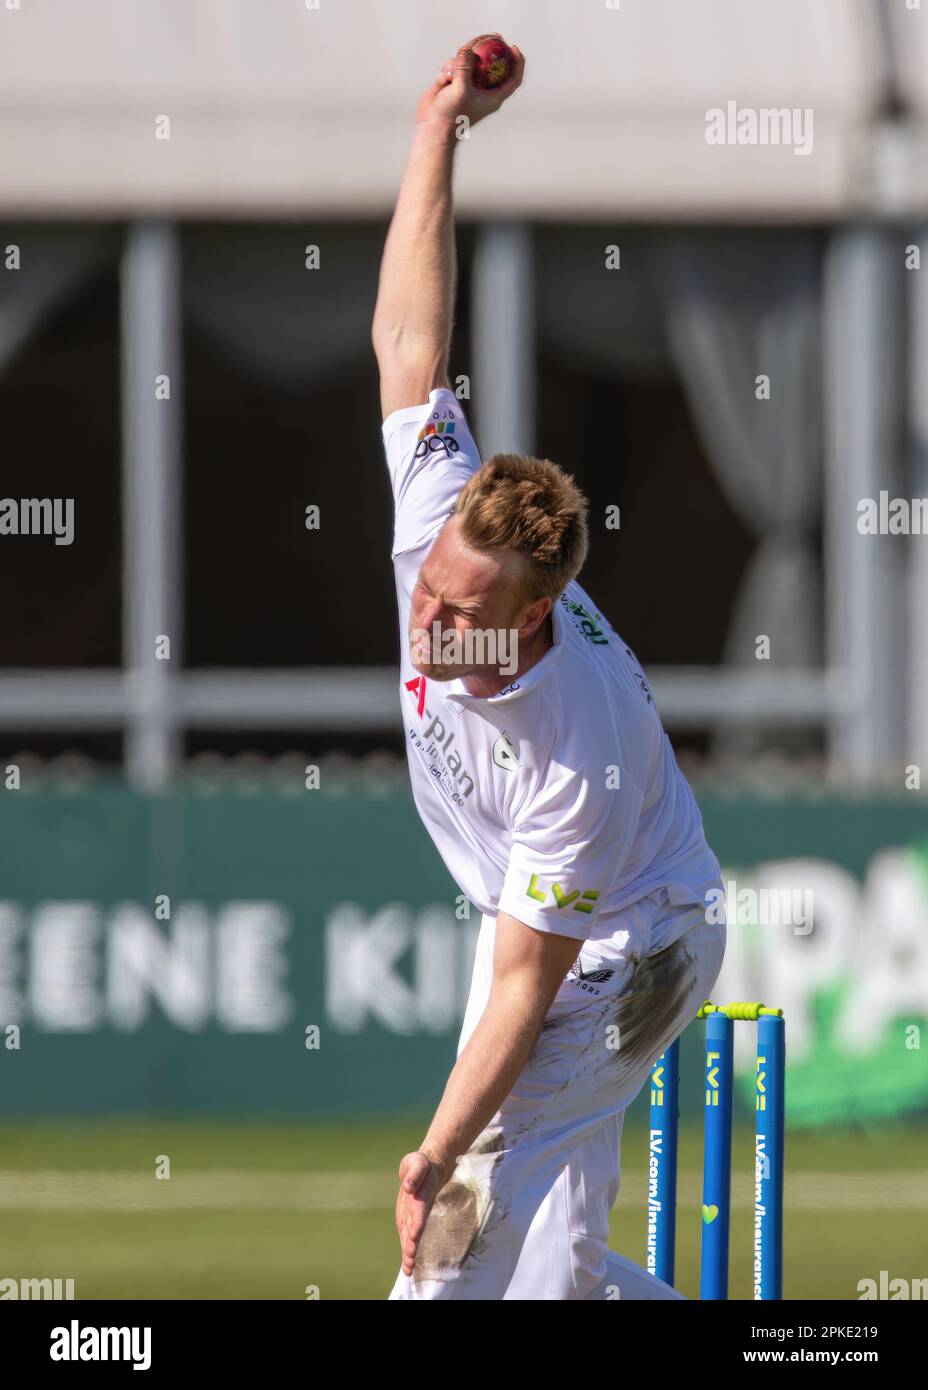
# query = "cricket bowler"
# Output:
<box><xmin>372</xmin><ymin>36</ymin><xmax>726</xmax><ymax>1301</ymax></box>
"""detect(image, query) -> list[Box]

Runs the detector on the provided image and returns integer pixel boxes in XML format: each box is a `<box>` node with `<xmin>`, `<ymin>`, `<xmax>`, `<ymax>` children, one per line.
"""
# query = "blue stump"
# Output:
<box><xmin>647</xmin><ymin>1038</ymin><xmax>679</xmax><ymax>1285</ymax></box>
<box><xmin>700</xmin><ymin>1011</ymin><xmax>733</xmax><ymax>1299</ymax></box>
<box><xmin>755</xmin><ymin>1014</ymin><xmax>785</xmax><ymax>1299</ymax></box>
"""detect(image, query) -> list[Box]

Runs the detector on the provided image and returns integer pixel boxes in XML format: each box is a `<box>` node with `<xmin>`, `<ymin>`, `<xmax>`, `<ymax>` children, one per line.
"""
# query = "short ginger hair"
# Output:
<box><xmin>452</xmin><ymin>453</ymin><xmax>590</xmax><ymax>603</ymax></box>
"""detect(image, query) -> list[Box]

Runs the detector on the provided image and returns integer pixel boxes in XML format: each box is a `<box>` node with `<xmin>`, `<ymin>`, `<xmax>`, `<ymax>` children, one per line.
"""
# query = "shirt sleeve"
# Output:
<box><xmin>497</xmin><ymin>763</ymin><xmax>644</xmax><ymax>940</ymax></box>
<box><xmin>381</xmin><ymin>388</ymin><xmax>482</xmax><ymax>558</ymax></box>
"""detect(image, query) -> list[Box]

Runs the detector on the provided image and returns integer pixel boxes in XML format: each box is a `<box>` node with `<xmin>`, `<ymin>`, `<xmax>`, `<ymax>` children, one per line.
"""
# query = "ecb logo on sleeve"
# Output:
<box><xmin>492</xmin><ymin>732</ymin><xmax>520</xmax><ymax>772</ymax></box>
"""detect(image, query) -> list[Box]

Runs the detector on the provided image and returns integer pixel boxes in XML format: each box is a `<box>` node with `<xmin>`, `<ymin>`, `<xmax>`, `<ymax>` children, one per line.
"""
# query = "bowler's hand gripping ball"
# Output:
<box><xmin>471</xmin><ymin>35</ymin><xmax>515</xmax><ymax>91</ymax></box>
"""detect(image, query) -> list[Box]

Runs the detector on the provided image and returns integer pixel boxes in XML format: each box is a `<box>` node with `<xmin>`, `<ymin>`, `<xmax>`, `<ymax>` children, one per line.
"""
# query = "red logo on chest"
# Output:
<box><xmin>405</xmin><ymin>675</ymin><xmax>427</xmax><ymax>717</ymax></box>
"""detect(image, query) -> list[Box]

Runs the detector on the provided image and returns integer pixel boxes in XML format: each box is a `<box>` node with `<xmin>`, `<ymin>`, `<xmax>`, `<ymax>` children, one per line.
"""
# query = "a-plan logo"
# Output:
<box><xmin>405</xmin><ymin>677</ymin><xmax>476</xmax><ymax>804</ymax></box>
<box><xmin>526</xmin><ymin>875</ymin><xmax>599</xmax><ymax>914</ymax></box>
<box><xmin>405</xmin><ymin>674</ymin><xmax>427</xmax><ymax>717</ymax></box>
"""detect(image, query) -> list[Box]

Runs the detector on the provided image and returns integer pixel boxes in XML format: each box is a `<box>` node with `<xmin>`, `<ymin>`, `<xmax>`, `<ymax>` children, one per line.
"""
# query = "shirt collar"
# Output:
<box><xmin>445</xmin><ymin>598</ymin><xmax>565</xmax><ymax>706</ymax></box>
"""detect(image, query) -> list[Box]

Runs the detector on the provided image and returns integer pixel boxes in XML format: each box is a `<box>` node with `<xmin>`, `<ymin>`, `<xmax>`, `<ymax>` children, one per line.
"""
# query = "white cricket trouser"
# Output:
<box><xmin>389</xmin><ymin>886</ymin><xmax>725</xmax><ymax>1301</ymax></box>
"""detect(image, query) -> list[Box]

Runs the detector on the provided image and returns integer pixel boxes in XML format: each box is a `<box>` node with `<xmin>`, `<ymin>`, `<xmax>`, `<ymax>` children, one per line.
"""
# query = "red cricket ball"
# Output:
<box><xmin>471</xmin><ymin>35</ymin><xmax>515</xmax><ymax>90</ymax></box>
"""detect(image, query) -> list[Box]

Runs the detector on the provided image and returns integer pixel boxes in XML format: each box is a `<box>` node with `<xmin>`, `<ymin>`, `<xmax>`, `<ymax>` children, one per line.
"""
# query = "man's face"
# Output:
<box><xmin>408</xmin><ymin>515</ymin><xmax>540</xmax><ymax>681</ymax></box>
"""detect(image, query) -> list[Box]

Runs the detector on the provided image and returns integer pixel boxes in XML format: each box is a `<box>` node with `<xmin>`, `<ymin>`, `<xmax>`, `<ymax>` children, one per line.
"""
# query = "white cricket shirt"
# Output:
<box><xmin>383</xmin><ymin>388</ymin><xmax>721</xmax><ymax>946</ymax></box>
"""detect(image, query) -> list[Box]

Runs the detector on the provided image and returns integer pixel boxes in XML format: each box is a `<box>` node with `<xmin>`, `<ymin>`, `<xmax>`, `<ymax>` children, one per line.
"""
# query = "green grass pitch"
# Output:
<box><xmin>1</xmin><ymin>1117</ymin><xmax>925</xmax><ymax>1299</ymax></box>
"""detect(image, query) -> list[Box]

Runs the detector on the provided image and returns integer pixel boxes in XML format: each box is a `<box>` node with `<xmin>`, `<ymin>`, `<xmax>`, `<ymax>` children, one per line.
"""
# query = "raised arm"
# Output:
<box><xmin>371</xmin><ymin>36</ymin><xmax>524</xmax><ymax>421</ymax></box>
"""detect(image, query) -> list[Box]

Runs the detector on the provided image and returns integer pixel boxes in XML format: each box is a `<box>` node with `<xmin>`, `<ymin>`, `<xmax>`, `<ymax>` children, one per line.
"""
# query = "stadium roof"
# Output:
<box><xmin>1</xmin><ymin>0</ymin><xmax>926</xmax><ymax>219</ymax></box>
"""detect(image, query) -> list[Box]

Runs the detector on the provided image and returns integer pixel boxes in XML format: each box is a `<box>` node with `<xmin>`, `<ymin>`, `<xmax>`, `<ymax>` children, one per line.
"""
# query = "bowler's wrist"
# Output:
<box><xmin>418</xmin><ymin>1142</ymin><xmax>454</xmax><ymax>1185</ymax></box>
<box><xmin>413</xmin><ymin>114</ymin><xmax>460</xmax><ymax>147</ymax></box>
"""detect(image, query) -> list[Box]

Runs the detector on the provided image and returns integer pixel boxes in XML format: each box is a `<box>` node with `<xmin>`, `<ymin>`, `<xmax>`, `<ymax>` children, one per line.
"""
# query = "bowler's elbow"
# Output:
<box><xmin>373</xmin><ymin>327</ymin><xmax>451</xmax><ymax>420</ymax></box>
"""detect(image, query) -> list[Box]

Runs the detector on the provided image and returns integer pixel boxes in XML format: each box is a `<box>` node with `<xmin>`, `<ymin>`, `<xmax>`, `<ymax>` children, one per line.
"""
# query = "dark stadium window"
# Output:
<box><xmin>0</xmin><ymin>243</ymin><xmax>121</xmax><ymax>669</ymax></box>
<box><xmin>182</xmin><ymin>223</ymin><xmax>477</xmax><ymax>673</ymax></box>
<box><xmin>534</xmin><ymin>223</ymin><xmax>827</xmax><ymax>768</ymax></box>
<box><xmin>537</xmin><ymin>364</ymin><xmax>755</xmax><ymax>668</ymax></box>
<box><xmin>535</xmin><ymin>223</ymin><xmax>763</xmax><ymax>670</ymax></box>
